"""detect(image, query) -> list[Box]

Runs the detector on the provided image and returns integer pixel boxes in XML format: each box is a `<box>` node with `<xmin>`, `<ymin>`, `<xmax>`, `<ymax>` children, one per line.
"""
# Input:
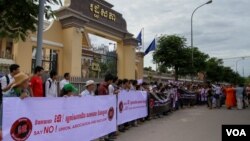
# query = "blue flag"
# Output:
<box><xmin>144</xmin><ymin>39</ymin><xmax>156</xmax><ymax>55</ymax></box>
<box><xmin>136</xmin><ymin>31</ymin><xmax>142</xmax><ymax>46</ymax></box>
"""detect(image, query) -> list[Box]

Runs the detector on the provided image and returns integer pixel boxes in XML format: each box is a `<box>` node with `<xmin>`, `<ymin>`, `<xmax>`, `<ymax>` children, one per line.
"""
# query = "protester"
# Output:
<box><xmin>98</xmin><ymin>74</ymin><xmax>113</xmax><ymax>95</ymax></box>
<box><xmin>45</xmin><ymin>71</ymin><xmax>58</xmax><ymax>97</ymax></box>
<box><xmin>60</xmin><ymin>73</ymin><xmax>70</xmax><ymax>90</ymax></box>
<box><xmin>30</xmin><ymin>66</ymin><xmax>44</xmax><ymax>97</ymax></box>
<box><xmin>129</xmin><ymin>80</ymin><xmax>134</xmax><ymax>90</ymax></box>
<box><xmin>141</xmin><ymin>82</ymin><xmax>149</xmax><ymax>92</ymax></box>
<box><xmin>225</xmin><ymin>85</ymin><xmax>236</xmax><ymax>109</ymax></box>
<box><xmin>97</xmin><ymin>74</ymin><xmax>115</xmax><ymax>141</ymax></box>
<box><xmin>122</xmin><ymin>79</ymin><xmax>130</xmax><ymax>91</ymax></box>
<box><xmin>80</xmin><ymin>80</ymin><xmax>95</xmax><ymax>96</ymax></box>
<box><xmin>5</xmin><ymin>72</ymin><xmax>30</xmax><ymax>98</ymax></box>
<box><xmin>0</xmin><ymin>64</ymin><xmax>20</xmax><ymax>139</ymax></box>
<box><xmin>242</xmin><ymin>86</ymin><xmax>247</xmax><ymax>108</ymax></box>
<box><xmin>117</xmin><ymin>79</ymin><xmax>123</xmax><ymax>90</ymax></box>
<box><xmin>130</xmin><ymin>80</ymin><xmax>138</xmax><ymax>91</ymax></box>
<box><xmin>196</xmin><ymin>86</ymin><xmax>202</xmax><ymax>105</ymax></box>
<box><xmin>214</xmin><ymin>84</ymin><xmax>221</xmax><ymax>108</ymax></box>
<box><xmin>1</xmin><ymin>72</ymin><xmax>30</xmax><ymax>134</ymax></box>
<box><xmin>60</xmin><ymin>83</ymin><xmax>78</xmax><ymax>97</ymax></box>
<box><xmin>108</xmin><ymin>76</ymin><xmax>119</xmax><ymax>95</ymax></box>
<box><xmin>1</xmin><ymin>64</ymin><xmax>20</xmax><ymax>95</ymax></box>
<box><xmin>108</xmin><ymin>76</ymin><xmax>120</xmax><ymax>138</ymax></box>
<box><xmin>246</xmin><ymin>85</ymin><xmax>250</xmax><ymax>105</ymax></box>
<box><xmin>235</xmin><ymin>84</ymin><xmax>244</xmax><ymax>110</ymax></box>
<box><xmin>206</xmin><ymin>85</ymin><xmax>213</xmax><ymax>109</ymax></box>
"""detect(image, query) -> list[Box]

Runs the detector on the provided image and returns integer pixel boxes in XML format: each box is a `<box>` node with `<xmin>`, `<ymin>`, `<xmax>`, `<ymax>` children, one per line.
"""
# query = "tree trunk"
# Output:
<box><xmin>174</xmin><ymin>65</ymin><xmax>178</xmax><ymax>81</ymax></box>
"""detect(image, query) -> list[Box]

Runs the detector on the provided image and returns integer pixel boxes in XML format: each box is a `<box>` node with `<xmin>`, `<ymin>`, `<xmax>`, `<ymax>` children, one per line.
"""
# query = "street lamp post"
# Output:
<box><xmin>109</xmin><ymin>43</ymin><xmax>116</xmax><ymax>51</ymax></box>
<box><xmin>191</xmin><ymin>0</ymin><xmax>212</xmax><ymax>78</ymax></box>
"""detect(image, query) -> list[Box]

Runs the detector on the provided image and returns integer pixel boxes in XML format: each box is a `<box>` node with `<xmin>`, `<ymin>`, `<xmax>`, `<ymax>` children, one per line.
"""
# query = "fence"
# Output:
<box><xmin>56</xmin><ymin>76</ymin><xmax>103</xmax><ymax>95</ymax></box>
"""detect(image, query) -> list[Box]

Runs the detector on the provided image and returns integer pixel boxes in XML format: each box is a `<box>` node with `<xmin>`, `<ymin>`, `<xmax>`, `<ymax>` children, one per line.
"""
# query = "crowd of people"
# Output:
<box><xmin>1</xmin><ymin>64</ymin><xmax>250</xmax><ymax>141</ymax></box>
<box><xmin>146</xmin><ymin>81</ymin><xmax>250</xmax><ymax>110</ymax></box>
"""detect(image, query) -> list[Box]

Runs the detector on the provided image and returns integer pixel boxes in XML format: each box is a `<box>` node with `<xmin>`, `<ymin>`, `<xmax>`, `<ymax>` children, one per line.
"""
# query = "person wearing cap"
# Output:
<box><xmin>80</xmin><ymin>80</ymin><xmax>95</xmax><ymax>96</ymax></box>
<box><xmin>60</xmin><ymin>83</ymin><xmax>78</xmax><ymax>97</ymax></box>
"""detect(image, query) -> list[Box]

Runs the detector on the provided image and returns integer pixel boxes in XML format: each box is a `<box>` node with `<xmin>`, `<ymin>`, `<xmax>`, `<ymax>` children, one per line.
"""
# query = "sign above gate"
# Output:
<box><xmin>89</xmin><ymin>3</ymin><xmax>116</xmax><ymax>21</ymax></box>
<box><xmin>56</xmin><ymin>0</ymin><xmax>131</xmax><ymax>38</ymax></box>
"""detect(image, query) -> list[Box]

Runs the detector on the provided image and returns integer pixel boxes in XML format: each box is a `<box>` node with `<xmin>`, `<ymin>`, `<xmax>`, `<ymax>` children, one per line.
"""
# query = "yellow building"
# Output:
<box><xmin>0</xmin><ymin>0</ymin><xmax>144</xmax><ymax>80</ymax></box>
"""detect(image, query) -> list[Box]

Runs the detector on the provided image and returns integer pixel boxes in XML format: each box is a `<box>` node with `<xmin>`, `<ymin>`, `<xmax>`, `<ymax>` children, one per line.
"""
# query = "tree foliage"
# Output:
<box><xmin>0</xmin><ymin>0</ymin><xmax>62</xmax><ymax>40</ymax></box>
<box><xmin>205</xmin><ymin>58</ymin><xmax>245</xmax><ymax>84</ymax></box>
<box><xmin>245</xmin><ymin>76</ymin><xmax>250</xmax><ymax>85</ymax></box>
<box><xmin>153</xmin><ymin>34</ymin><xmax>245</xmax><ymax>84</ymax></box>
<box><xmin>144</xmin><ymin>66</ymin><xmax>154</xmax><ymax>72</ymax></box>
<box><xmin>153</xmin><ymin>35</ymin><xmax>188</xmax><ymax>80</ymax></box>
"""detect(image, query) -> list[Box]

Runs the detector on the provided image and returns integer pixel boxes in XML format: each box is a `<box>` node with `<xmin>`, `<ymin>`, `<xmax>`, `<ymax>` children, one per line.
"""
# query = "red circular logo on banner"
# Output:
<box><xmin>119</xmin><ymin>101</ymin><xmax>124</xmax><ymax>113</ymax></box>
<box><xmin>149</xmin><ymin>99</ymin><xmax>155</xmax><ymax>109</ymax></box>
<box><xmin>108</xmin><ymin>107</ymin><xmax>114</xmax><ymax>121</ymax></box>
<box><xmin>10</xmin><ymin>117</ymin><xmax>33</xmax><ymax>141</ymax></box>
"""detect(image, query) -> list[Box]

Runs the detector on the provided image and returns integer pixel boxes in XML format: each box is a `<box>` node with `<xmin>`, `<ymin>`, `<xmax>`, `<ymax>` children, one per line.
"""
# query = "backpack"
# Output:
<box><xmin>43</xmin><ymin>79</ymin><xmax>52</xmax><ymax>97</ymax></box>
<box><xmin>5</xmin><ymin>75</ymin><xmax>10</xmax><ymax>86</ymax></box>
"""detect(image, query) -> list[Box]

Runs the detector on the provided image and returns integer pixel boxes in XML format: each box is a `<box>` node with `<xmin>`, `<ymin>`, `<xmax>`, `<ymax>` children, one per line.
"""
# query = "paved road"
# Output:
<box><xmin>116</xmin><ymin>106</ymin><xmax>250</xmax><ymax>141</ymax></box>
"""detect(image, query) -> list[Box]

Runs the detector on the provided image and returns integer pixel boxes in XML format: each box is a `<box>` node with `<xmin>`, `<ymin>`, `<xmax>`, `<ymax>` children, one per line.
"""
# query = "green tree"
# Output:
<box><xmin>191</xmin><ymin>47</ymin><xmax>209</xmax><ymax>73</ymax></box>
<box><xmin>177</xmin><ymin>47</ymin><xmax>209</xmax><ymax>76</ymax></box>
<box><xmin>0</xmin><ymin>0</ymin><xmax>62</xmax><ymax>40</ymax></box>
<box><xmin>205</xmin><ymin>57</ymin><xmax>224</xmax><ymax>82</ymax></box>
<box><xmin>153</xmin><ymin>35</ymin><xmax>188</xmax><ymax>80</ymax></box>
<box><xmin>205</xmin><ymin>58</ymin><xmax>245</xmax><ymax>84</ymax></box>
<box><xmin>144</xmin><ymin>66</ymin><xmax>154</xmax><ymax>72</ymax></box>
<box><xmin>158</xmin><ymin>64</ymin><xmax>167</xmax><ymax>73</ymax></box>
<box><xmin>245</xmin><ymin>76</ymin><xmax>250</xmax><ymax>85</ymax></box>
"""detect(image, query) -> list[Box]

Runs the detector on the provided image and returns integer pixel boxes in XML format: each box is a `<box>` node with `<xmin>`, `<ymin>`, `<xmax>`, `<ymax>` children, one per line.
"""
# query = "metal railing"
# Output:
<box><xmin>143</xmin><ymin>71</ymin><xmax>200</xmax><ymax>82</ymax></box>
<box><xmin>57</xmin><ymin>76</ymin><xmax>103</xmax><ymax>94</ymax></box>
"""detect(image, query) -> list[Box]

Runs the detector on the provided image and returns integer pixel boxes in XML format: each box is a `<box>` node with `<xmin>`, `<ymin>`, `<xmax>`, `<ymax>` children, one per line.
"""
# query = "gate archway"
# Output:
<box><xmin>55</xmin><ymin>0</ymin><xmax>139</xmax><ymax>79</ymax></box>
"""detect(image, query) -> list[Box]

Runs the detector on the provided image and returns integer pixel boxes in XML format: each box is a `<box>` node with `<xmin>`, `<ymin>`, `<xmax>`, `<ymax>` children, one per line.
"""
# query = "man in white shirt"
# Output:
<box><xmin>80</xmin><ymin>80</ymin><xmax>95</xmax><ymax>96</ymax></box>
<box><xmin>109</xmin><ymin>76</ymin><xmax>119</xmax><ymax>95</ymax></box>
<box><xmin>1</xmin><ymin>64</ymin><xmax>20</xmax><ymax>95</ymax></box>
<box><xmin>59</xmin><ymin>73</ymin><xmax>70</xmax><ymax>90</ymax></box>
<box><xmin>45</xmin><ymin>71</ymin><xmax>58</xmax><ymax>97</ymax></box>
<box><xmin>213</xmin><ymin>84</ymin><xmax>222</xmax><ymax>108</ymax></box>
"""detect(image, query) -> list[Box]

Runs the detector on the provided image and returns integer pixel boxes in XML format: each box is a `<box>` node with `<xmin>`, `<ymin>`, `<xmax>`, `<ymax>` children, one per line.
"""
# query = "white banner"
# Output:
<box><xmin>3</xmin><ymin>96</ymin><xmax>116</xmax><ymax>141</ymax></box>
<box><xmin>117</xmin><ymin>91</ymin><xmax>148</xmax><ymax>125</ymax></box>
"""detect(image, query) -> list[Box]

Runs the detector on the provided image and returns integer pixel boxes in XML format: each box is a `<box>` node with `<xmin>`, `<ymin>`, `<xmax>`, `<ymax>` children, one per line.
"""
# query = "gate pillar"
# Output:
<box><xmin>62</xmin><ymin>27</ymin><xmax>82</xmax><ymax>76</ymax></box>
<box><xmin>117</xmin><ymin>38</ymin><xmax>138</xmax><ymax>79</ymax></box>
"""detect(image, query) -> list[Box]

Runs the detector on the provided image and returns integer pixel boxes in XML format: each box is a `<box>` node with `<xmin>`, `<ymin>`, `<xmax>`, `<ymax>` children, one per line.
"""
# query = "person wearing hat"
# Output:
<box><xmin>60</xmin><ymin>83</ymin><xmax>78</xmax><ymax>97</ymax></box>
<box><xmin>5</xmin><ymin>72</ymin><xmax>30</xmax><ymax>99</ymax></box>
<box><xmin>80</xmin><ymin>80</ymin><xmax>95</xmax><ymax>96</ymax></box>
<box><xmin>1</xmin><ymin>72</ymin><xmax>30</xmax><ymax>133</ymax></box>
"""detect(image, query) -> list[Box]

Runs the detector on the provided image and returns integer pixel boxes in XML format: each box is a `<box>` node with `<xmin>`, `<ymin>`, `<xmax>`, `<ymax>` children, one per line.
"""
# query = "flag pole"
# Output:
<box><xmin>142</xmin><ymin>27</ymin><xmax>145</xmax><ymax>52</ymax></box>
<box><xmin>155</xmin><ymin>34</ymin><xmax>158</xmax><ymax>72</ymax></box>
